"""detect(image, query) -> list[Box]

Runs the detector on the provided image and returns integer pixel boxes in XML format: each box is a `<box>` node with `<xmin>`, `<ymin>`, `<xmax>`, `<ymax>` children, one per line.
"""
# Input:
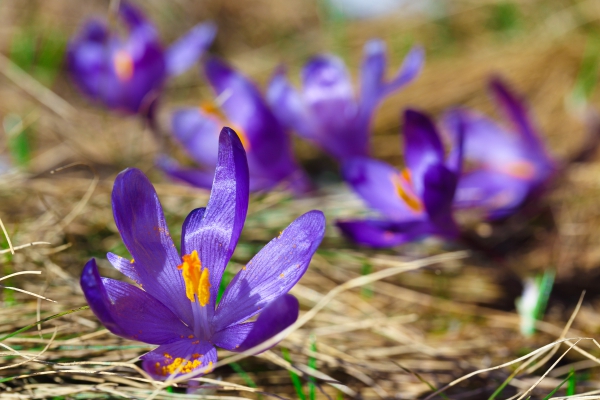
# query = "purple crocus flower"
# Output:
<box><xmin>336</xmin><ymin>109</ymin><xmax>463</xmax><ymax>248</ymax></box>
<box><xmin>159</xmin><ymin>57</ymin><xmax>309</xmax><ymax>193</ymax></box>
<box><xmin>267</xmin><ymin>40</ymin><xmax>424</xmax><ymax>161</ymax></box>
<box><xmin>443</xmin><ymin>77</ymin><xmax>555</xmax><ymax>219</ymax></box>
<box><xmin>80</xmin><ymin>128</ymin><xmax>325</xmax><ymax>379</ymax></box>
<box><xmin>67</xmin><ymin>1</ymin><xmax>216</xmax><ymax>115</ymax></box>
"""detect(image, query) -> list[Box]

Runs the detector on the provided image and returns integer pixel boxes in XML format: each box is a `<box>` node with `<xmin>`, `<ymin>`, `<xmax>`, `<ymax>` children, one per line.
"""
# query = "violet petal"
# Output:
<box><xmin>181</xmin><ymin>127</ymin><xmax>249</xmax><ymax>310</ymax></box>
<box><xmin>106</xmin><ymin>252</ymin><xmax>140</xmax><ymax>284</ymax></box>
<box><xmin>403</xmin><ymin>109</ymin><xmax>445</xmax><ymax>196</ymax></box>
<box><xmin>80</xmin><ymin>259</ymin><xmax>191</xmax><ymax>345</ymax></box>
<box><xmin>112</xmin><ymin>168</ymin><xmax>192</xmax><ymax>323</ymax></box>
<box><xmin>214</xmin><ymin>210</ymin><xmax>325</xmax><ymax>330</ymax></box>
<box><xmin>342</xmin><ymin>157</ymin><xmax>424</xmax><ymax>221</ymax></box>
<box><xmin>141</xmin><ymin>339</ymin><xmax>217</xmax><ymax>379</ymax></box>
<box><xmin>236</xmin><ymin>294</ymin><xmax>299</xmax><ymax>353</ymax></box>
<box><xmin>166</xmin><ymin>22</ymin><xmax>216</xmax><ymax>76</ymax></box>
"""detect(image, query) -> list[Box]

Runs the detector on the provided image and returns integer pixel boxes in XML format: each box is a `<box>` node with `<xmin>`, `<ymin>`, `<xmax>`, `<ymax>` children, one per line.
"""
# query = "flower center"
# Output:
<box><xmin>113</xmin><ymin>50</ymin><xmax>134</xmax><ymax>81</ymax></box>
<box><xmin>502</xmin><ymin>160</ymin><xmax>535</xmax><ymax>180</ymax></box>
<box><xmin>156</xmin><ymin>352</ymin><xmax>212</xmax><ymax>376</ymax></box>
<box><xmin>178</xmin><ymin>250</ymin><xmax>211</xmax><ymax>306</ymax></box>
<box><xmin>199</xmin><ymin>101</ymin><xmax>251</xmax><ymax>150</ymax></box>
<box><xmin>391</xmin><ymin>169</ymin><xmax>423</xmax><ymax>213</ymax></box>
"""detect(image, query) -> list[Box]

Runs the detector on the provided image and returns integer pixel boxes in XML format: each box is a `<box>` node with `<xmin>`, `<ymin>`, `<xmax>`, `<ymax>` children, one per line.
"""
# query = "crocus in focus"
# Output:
<box><xmin>267</xmin><ymin>40</ymin><xmax>424</xmax><ymax>161</ymax></box>
<box><xmin>159</xmin><ymin>57</ymin><xmax>309</xmax><ymax>192</ymax></box>
<box><xmin>443</xmin><ymin>77</ymin><xmax>555</xmax><ymax>219</ymax></box>
<box><xmin>81</xmin><ymin>128</ymin><xmax>325</xmax><ymax>378</ymax></box>
<box><xmin>67</xmin><ymin>1</ymin><xmax>216</xmax><ymax>115</ymax></box>
<box><xmin>337</xmin><ymin>109</ymin><xmax>463</xmax><ymax>248</ymax></box>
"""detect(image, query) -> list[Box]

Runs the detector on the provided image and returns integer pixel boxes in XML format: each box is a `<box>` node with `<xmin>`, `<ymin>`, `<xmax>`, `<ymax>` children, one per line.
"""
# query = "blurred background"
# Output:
<box><xmin>3</xmin><ymin>0</ymin><xmax>600</xmax><ymax>398</ymax></box>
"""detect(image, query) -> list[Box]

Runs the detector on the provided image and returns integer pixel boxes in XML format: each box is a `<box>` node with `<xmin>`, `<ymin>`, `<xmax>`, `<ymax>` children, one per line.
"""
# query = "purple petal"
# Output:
<box><xmin>166</xmin><ymin>22</ymin><xmax>216</xmax><ymax>77</ymax></box>
<box><xmin>267</xmin><ymin>67</ymin><xmax>317</xmax><ymax>140</ymax></box>
<box><xmin>112</xmin><ymin>168</ymin><xmax>192</xmax><ymax>323</ymax></box>
<box><xmin>204</xmin><ymin>58</ymin><xmax>299</xmax><ymax>183</ymax></box>
<box><xmin>489</xmin><ymin>77</ymin><xmax>555</xmax><ymax>175</ymax></box>
<box><xmin>80</xmin><ymin>259</ymin><xmax>191</xmax><ymax>345</ymax></box>
<box><xmin>421</xmin><ymin>164</ymin><xmax>458</xmax><ymax>236</ymax></box>
<box><xmin>171</xmin><ymin>108</ymin><xmax>221</xmax><ymax>169</ymax></box>
<box><xmin>489</xmin><ymin>77</ymin><xmax>541</xmax><ymax>151</ymax></box>
<box><xmin>67</xmin><ymin>19</ymin><xmax>166</xmax><ymax>115</ymax></box>
<box><xmin>106</xmin><ymin>252</ymin><xmax>140</xmax><ymax>283</ymax></box>
<box><xmin>384</xmin><ymin>45</ymin><xmax>425</xmax><ymax>95</ymax></box>
<box><xmin>302</xmin><ymin>55</ymin><xmax>355</xmax><ymax>114</ymax></box>
<box><xmin>403</xmin><ymin>109</ymin><xmax>445</xmax><ymax>195</ymax></box>
<box><xmin>342</xmin><ymin>157</ymin><xmax>424</xmax><ymax>221</ymax></box>
<box><xmin>118</xmin><ymin>1</ymin><xmax>150</xmax><ymax>30</ymax></box>
<box><xmin>336</xmin><ymin>219</ymin><xmax>432</xmax><ymax>248</ymax></box>
<box><xmin>141</xmin><ymin>340</ymin><xmax>217</xmax><ymax>379</ymax></box>
<box><xmin>236</xmin><ymin>294</ymin><xmax>299</xmax><ymax>353</ymax></box>
<box><xmin>360</xmin><ymin>41</ymin><xmax>424</xmax><ymax>107</ymax></box>
<box><xmin>114</xmin><ymin>27</ymin><xmax>166</xmax><ymax>114</ymax></box>
<box><xmin>454</xmin><ymin>169</ymin><xmax>531</xmax><ymax>219</ymax></box>
<box><xmin>301</xmin><ymin>55</ymin><xmax>364</xmax><ymax>159</ymax></box>
<box><xmin>442</xmin><ymin>109</ymin><xmax>465</xmax><ymax>176</ymax></box>
<box><xmin>359</xmin><ymin>40</ymin><xmax>387</xmax><ymax>109</ymax></box>
<box><xmin>214</xmin><ymin>210</ymin><xmax>325</xmax><ymax>330</ymax></box>
<box><xmin>211</xmin><ymin>322</ymin><xmax>254</xmax><ymax>351</ymax></box>
<box><xmin>157</xmin><ymin>156</ymin><xmax>215</xmax><ymax>189</ymax></box>
<box><xmin>181</xmin><ymin>128</ymin><xmax>249</xmax><ymax>310</ymax></box>
<box><xmin>76</xmin><ymin>18</ymin><xmax>108</xmax><ymax>43</ymax></box>
<box><xmin>180</xmin><ymin>207</ymin><xmax>206</xmax><ymax>251</ymax></box>
<box><xmin>443</xmin><ymin>108</ymin><xmax>525</xmax><ymax>166</ymax></box>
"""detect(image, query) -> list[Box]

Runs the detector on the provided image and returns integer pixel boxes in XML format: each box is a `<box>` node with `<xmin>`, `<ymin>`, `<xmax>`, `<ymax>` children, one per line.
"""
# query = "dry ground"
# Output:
<box><xmin>2</xmin><ymin>0</ymin><xmax>600</xmax><ymax>398</ymax></box>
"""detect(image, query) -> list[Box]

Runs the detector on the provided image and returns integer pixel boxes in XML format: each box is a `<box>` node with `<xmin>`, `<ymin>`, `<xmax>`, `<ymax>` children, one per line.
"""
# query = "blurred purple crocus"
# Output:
<box><xmin>267</xmin><ymin>40</ymin><xmax>424</xmax><ymax>161</ymax></box>
<box><xmin>159</xmin><ymin>57</ymin><xmax>309</xmax><ymax>192</ymax></box>
<box><xmin>443</xmin><ymin>78</ymin><xmax>555</xmax><ymax>220</ymax></box>
<box><xmin>337</xmin><ymin>109</ymin><xmax>463</xmax><ymax>248</ymax></box>
<box><xmin>81</xmin><ymin>128</ymin><xmax>325</xmax><ymax>379</ymax></box>
<box><xmin>67</xmin><ymin>1</ymin><xmax>216</xmax><ymax>115</ymax></box>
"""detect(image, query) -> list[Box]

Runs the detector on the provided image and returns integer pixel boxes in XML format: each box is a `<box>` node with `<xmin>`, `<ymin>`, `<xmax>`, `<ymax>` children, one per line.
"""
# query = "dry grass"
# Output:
<box><xmin>2</xmin><ymin>0</ymin><xmax>600</xmax><ymax>398</ymax></box>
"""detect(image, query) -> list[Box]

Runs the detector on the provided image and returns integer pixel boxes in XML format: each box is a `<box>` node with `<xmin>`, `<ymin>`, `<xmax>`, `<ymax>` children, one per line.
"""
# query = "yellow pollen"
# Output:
<box><xmin>200</xmin><ymin>101</ymin><xmax>251</xmax><ymax>150</ymax></box>
<box><xmin>503</xmin><ymin>160</ymin><xmax>535</xmax><ymax>180</ymax></box>
<box><xmin>113</xmin><ymin>50</ymin><xmax>134</xmax><ymax>81</ymax></box>
<box><xmin>401</xmin><ymin>168</ymin><xmax>412</xmax><ymax>183</ymax></box>
<box><xmin>157</xmin><ymin>357</ymin><xmax>204</xmax><ymax>376</ymax></box>
<box><xmin>178</xmin><ymin>250</ymin><xmax>211</xmax><ymax>305</ymax></box>
<box><xmin>391</xmin><ymin>170</ymin><xmax>423</xmax><ymax>213</ymax></box>
<box><xmin>130</xmin><ymin>258</ymin><xmax>135</xmax><ymax>264</ymax></box>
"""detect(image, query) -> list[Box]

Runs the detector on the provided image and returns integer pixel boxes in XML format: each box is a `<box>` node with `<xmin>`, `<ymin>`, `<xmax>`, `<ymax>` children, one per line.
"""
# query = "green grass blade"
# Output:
<box><xmin>569</xmin><ymin>34</ymin><xmax>600</xmax><ymax>110</ymax></box>
<box><xmin>4</xmin><ymin>114</ymin><xmax>32</xmax><ymax>168</ymax></box>
<box><xmin>360</xmin><ymin>262</ymin><xmax>373</xmax><ymax>298</ymax></box>
<box><xmin>0</xmin><ymin>306</ymin><xmax>90</xmax><ymax>342</ymax></box>
<box><xmin>308</xmin><ymin>335</ymin><xmax>317</xmax><ymax>400</ymax></box>
<box><xmin>230</xmin><ymin>362</ymin><xmax>258</xmax><ymax>388</ymax></box>
<box><xmin>543</xmin><ymin>370</ymin><xmax>574</xmax><ymax>400</ymax></box>
<box><xmin>281</xmin><ymin>347</ymin><xmax>306</xmax><ymax>400</ymax></box>
<box><xmin>567</xmin><ymin>368</ymin><xmax>576</xmax><ymax>396</ymax></box>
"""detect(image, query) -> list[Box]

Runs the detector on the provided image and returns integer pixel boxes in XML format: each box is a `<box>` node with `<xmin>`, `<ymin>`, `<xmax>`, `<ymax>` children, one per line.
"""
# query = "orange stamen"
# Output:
<box><xmin>503</xmin><ymin>160</ymin><xmax>535</xmax><ymax>180</ymax></box>
<box><xmin>391</xmin><ymin>169</ymin><xmax>423</xmax><ymax>213</ymax></box>
<box><xmin>113</xmin><ymin>50</ymin><xmax>134</xmax><ymax>81</ymax></box>
<box><xmin>199</xmin><ymin>101</ymin><xmax>251</xmax><ymax>150</ymax></box>
<box><xmin>178</xmin><ymin>250</ymin><xmax>211</xmax><ymax>305</ymax></box>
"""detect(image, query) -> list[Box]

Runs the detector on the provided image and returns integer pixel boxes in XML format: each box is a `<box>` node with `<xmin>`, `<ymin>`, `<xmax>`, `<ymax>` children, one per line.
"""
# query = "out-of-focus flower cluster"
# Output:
<box><xmin>66</xmin><ymin>1</ymin><xmax>566</xmax><ymax>379</ymax></box>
